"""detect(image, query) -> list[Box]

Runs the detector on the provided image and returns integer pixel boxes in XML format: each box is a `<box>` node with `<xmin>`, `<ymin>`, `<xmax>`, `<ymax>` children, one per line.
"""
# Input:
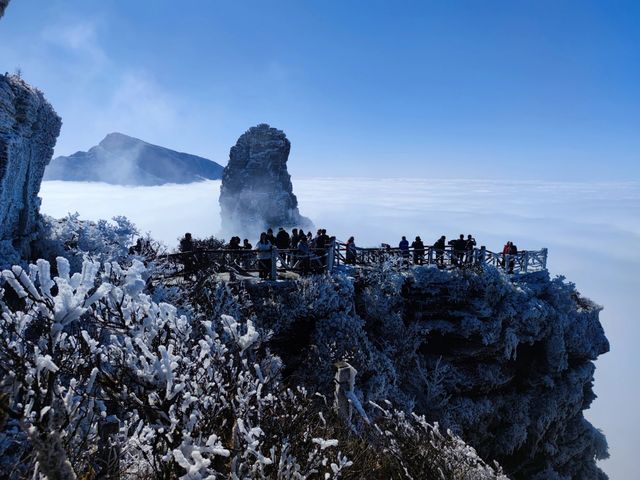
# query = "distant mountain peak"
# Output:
<box><xmin>97</xmin><ymin>132</ymin><xmax>151</xmax><ymax>151</ymax></box>
<box><xmin>44</xmin><ymin>134</ymin><xmax>224</xmax><ymax>186</ymax></box>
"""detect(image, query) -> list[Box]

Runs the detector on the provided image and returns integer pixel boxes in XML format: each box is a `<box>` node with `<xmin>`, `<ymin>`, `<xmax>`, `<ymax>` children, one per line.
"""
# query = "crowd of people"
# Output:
<box><xmin>393</xmin><ymin>234</ymin><xmax>519</xmax><ymax>272</ymax></box>
<box><xmin>178</xmin><ymin>228</ymin><xmax>337</xmax><ymax>279</ymax></box>
<box><xmin>174</xmin><ymin>229</ymin><xmax>520</xmax><ymax>279</ymax></box>
<box><xmin>386</xmin><ymin>233</ymin><xmax>478</xmax><ymax>267</ymax></box>
<box><xmin>251</xmin><ymin>227</ymin><xmax>336</xmax><ymax>278</ymax></box>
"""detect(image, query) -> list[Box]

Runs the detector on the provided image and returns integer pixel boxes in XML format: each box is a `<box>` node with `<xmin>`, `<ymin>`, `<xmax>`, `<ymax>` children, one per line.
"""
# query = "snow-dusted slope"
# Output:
<box><xmin>0</xmin><ymin>73</ymin><xmax>61</xmax><ymax>265</ymax></box>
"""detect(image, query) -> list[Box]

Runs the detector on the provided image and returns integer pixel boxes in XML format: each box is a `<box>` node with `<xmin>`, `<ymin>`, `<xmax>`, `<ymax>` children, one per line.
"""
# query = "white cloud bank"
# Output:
<box><xmin>39</xmin><ymin>177</ymin><xmax>640</xmax><ymax>478</ymax></box>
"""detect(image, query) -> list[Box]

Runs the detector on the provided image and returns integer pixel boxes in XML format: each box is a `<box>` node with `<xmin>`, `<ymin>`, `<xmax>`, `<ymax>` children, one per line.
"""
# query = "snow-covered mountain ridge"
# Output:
<box><xmin>44</xmin><ymin>132</ymin><xmax>223</xmax><ymax>186</ymax></box>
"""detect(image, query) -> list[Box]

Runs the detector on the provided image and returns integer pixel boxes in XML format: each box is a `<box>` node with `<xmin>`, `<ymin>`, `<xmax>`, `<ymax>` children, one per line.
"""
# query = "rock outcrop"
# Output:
<box><xmin>0</xmin><ymin>0</ymin><xmax>10</xmax><ymax>19</ymax></box>
<box><xmin>216</xmin><ymin>267</ymin><xmax>609</xmax><ymax>479</ymax></box>
<box><xmin>219</xmin><ymin>124</ymin><xmax>312</xmax><ymax>237</ymax></box>
<box><xmin>45</xmin><ymin>132</ymin><xmax>224</xmax><ymax>186</ymax></box>
<box><xmin>0</xmin><ymin>74</ymin><xmax>62</xmax><ymax>266</ymax></box>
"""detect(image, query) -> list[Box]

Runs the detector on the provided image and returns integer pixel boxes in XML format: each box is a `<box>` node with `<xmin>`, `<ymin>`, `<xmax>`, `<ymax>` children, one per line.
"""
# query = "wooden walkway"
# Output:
<box><xmin>160</xmin><ymin>241</ymin><xmax>548</xmax><ymax>281</ymax></box>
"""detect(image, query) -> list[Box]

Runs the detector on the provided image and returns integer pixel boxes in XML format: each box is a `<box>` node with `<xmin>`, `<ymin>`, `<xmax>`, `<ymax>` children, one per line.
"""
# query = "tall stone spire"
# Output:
<box><xmin>219</xmin><ymin>124</ymin><xmax>312</xmax><ymax>238</ymax></box>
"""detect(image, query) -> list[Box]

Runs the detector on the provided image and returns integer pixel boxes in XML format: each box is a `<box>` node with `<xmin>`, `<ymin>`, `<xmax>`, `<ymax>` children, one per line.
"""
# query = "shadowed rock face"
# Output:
<box><xmin>236</xmin><ymin>268</ymin><xmax>609</xmax><ymax>479</ymax></box>
<box><xmin>219</xmin><ymin>123</ymin><xmax>312</xmax><ymax>238</ymax></box>
<box><xmin>0</xmin><ymin>0</ymin><xmax>10</xmax><ymax>19</ymax></box>
<box><xmin>45</xmin><ymin>132</ymin><xmax>224</xmax><ymax>186</ymax></box>
<box><xmin>0</xmin><ymin>74</ymin><xmax>61</xmax><ymax>265</ymax></box>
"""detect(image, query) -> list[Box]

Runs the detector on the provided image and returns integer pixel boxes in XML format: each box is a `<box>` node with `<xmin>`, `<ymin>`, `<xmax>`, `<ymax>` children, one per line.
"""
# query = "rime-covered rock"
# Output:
<box><xmin>0</xmin><ymin>0</ymin><xmax>10</xmax><ymax>19</ymax></box>
<box><xmin>0</xmin><ymin>74</ymin><xmax>62</xmax><ymax>265</ymax></box>
<box><xmin>234</xmin><ymin>266</ymin><xmax>609</xmax><ymax>479</ymax></box>
<box><xmin>219</xmin><ymin>124</ymin><xmax>312</xmax><ymax>237</ymax></box>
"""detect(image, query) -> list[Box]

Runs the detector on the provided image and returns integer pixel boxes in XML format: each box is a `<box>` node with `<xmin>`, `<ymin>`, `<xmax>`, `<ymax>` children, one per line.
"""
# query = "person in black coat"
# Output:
<box><xmin>411</xmin><ymin>236</ymin><xmax>425</xmax><ymax>265</ymax></box>
<box><xmin>465</xmin><ymin>234</ymin><xmax>476</xmax><ymax>264</ymax></box>
<box><xmin>449</xmin><ymin>234</ymin><xmax>466</xmax><ymax>266</ymax></box>
<box><xmin>508</xmin><ymin>241</ymin><xmax>518</xmax><ymax>273</ymax></box>
<box><xmin>434</xmin><ymin>235</ymin><xmax>446</xmax><ymax>268</ymax></box>
<box><xmin>266</xmin><ymin>228</ymin><xmax>276</xmax><ymax>246</ymax></box>
<box><xmin>275</xmin><ymin>227</ymin><xmax>291</xmax><ymax>249</ymax></box>
<box><xmin>291</xmin><ymin>228</ymin><xmax>300</xmax><ymax>249</ymax></box>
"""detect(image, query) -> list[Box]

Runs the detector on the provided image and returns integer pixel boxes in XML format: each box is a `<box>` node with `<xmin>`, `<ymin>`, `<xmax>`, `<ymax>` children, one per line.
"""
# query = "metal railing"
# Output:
<box><xmin>333</xmin><ymin>243</ymin><xmax>548</xmax><ymax>274</ymax></box>
<box><xmin>159</xmin><ymin>240</ymin><xmax>547</xmax><ymax>280</ymax></box>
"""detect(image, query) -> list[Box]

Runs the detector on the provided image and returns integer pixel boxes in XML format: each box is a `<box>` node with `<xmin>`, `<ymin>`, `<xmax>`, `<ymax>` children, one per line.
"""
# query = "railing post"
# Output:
<box><xmin>523</xmin><ymin>251</ymin><xmax>529</xmax><ymax>273</ymax></box>
<box><xmin>270</xmin><ymin>247</ymin><xmax>277</xmax><ymax>280</ymax></box>
<box><xmin>96</xmin><ymin>415</ymin><xmax>120</xmax><ymax>479</ymax></box>
<box><xmin>541</xmin><ymin>248</ymin><xmax>548</xmax><ymax>270</ymax></box>
<box><xmin>327</xmin><ymin>239</ymin><xmax>336</xmax><ymax>272</ymax></box>
<box><xmin>427</xmin><ymin>247</ymin><xmax>433</xmax><ymax>265</ymax></box>
<box><xmin>334</xmin><ymin>361</ymin><xmax>357</xmax><ymax>422</ymax></box>
<box><xmin>479</xmin><ymin>246</ymin><xmax>486</xmax><ymax>266</ymax></box>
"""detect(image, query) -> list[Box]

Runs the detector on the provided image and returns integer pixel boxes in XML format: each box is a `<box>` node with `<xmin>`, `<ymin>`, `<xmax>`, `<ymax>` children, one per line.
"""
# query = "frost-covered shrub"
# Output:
<box><xmin>0</xmin><ymin>258</ymin><xmax>353</xmax><ymax>479</ymax></box>
<box><xmin>337</xmin><ymin>402</ymin><xmax>508</xmax><ymax>480</ymax></box>
<box><xmin>0</xmin><ymin>256</ymin><xmax>513</xmax><ymax>480</ymax></box>
<box><xmin>34</xmin><ymin>213</ymin><xmax>139</xmax><ymax>270</ymax></box>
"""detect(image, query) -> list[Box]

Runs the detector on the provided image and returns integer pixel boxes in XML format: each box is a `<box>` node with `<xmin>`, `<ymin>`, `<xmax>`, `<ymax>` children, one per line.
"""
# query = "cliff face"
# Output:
<box><xmin>45</xmin><ymin>132</ymin><xmax>224</xmax><ymax>185</ymax></box>
<box><xmin>0</xmin><ymin>74</ymin><xmax>62</xmax><ymax>265</ymax></box>
<box><xmin>0</xmin><ymin>0</ymin><xmax>10</xmax><ymax>19</ymax></box>
<box><xmin>222</xmin><ymin>266</ymin><xmax>609</xmax><ymax>479</ymax></box>
<box><xmin>219</xmin><ymin>124</ymin><xmax>312</xmax><ymax>237</ymax></box>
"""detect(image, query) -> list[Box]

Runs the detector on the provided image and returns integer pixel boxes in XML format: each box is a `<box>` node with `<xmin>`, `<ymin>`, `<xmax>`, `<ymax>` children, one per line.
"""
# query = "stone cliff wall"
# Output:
<box><xmin>0</xmin><ymin>0</ymin><xmax>10</xmax><ymax>19</ymax></box>
<box><xmin>216</xmin><ymin>266</ymin><xmax>609</xmax><ymax>479</ymax></box>
<box><xmin>219</xmin><ymin>124</ymin><xmax>312</xmax><ymax>238</ymax></box>
<box><xmin>0</xmin><ymin>74</ymin><xmax>62</xmax><ymax>265</ymax></box>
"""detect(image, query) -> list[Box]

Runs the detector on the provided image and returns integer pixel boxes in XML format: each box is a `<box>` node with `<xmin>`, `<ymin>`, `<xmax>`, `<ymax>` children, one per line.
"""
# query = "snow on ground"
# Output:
<box><xmin>39</xmin><ymin>177</ymin><xmax>640</xmax><ymax>478</ymax></box>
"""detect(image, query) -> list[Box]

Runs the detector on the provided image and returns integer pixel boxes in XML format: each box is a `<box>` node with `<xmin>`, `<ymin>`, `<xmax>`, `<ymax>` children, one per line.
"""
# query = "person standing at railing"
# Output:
<box><xmin>242</xmin><ymin>238</ymin><xmax>253</xmax><ymax>269</ymax></box>
<box><xmin>411</xmin><ymin>236</ymin><xmax>425</xmax><ymax>265</ymax></box>
<box><xmin>179</xmin><ymin>232</ymin><xmax>194</xmax><ymax>253</ymax></box>
<box><xmin>501</xmin><ymin>241</ymin><xmax>510</xmax><ymax>268</ymax></box>
<box><xmin>276</xmin><ymin>227</ymin><xmax>291</xmax><ymax>264</ymax></box>
<box><xmin>345</xmin><ymin>236</ymin><xmax>357</xmax><ymax>265</ymax></box>
<box><xmin>434</xmin><ymin>235</ymin><xmax>446</xmax><ymax>268</ymax></box>
<box><xmin>179</xmin><ymin>232</ymin><xmax>195</xmax><ymax>274</ymax></box>
<box><xmin>227</xmin><ymin>236</ymin><xmax>241</xmax><ymax>250</ymax></box>
<box><xmin>275</xmin><ymin>227</ymin><xmax>290</xmax><ymax>249</ymax></box>
<box><xmin>508</xmin><ymin>241</ymin><xmax>518</xmax><ymax>274</ymax></box>
<box><xmin>266</xmin><ymin>228</ymin><xmax>276</xmax><ymax>247</ymax></box>
<box><xmin>399</xmin><ymin>235</ymin><xmax>409</xmax><ymax>254</ymax></box>
<box><xmin>465</xmin><ymin>234</ymin><xmax>476</xmax><ymax>264</ymax></box>
<box><xmin>315</xmin><ymin>229</ymin><xmax>330</xmax><ymax>268</ymax></box>
<box><xmin>449</xmin><ymin>234</ymin><xmax>466</xmax><ymax>266</ymax></box>
<box><xmin>291</xmin><ymin>228</ymin><xmax>300</xmax><ymax>249</ymax></box>
<box><xmin>256</xmin><ymin>232</ymin><xmax>273</xmax><ymax>279</ymax></box>
<box><xmin>297</xmin><ymin>234</ymin><xmax>311</xmax><ymax>275</ymax></box>
<box><xmin>290</xmin><ymin>229</ymin><xmax>300</xmax><ymax>265</ymax></box>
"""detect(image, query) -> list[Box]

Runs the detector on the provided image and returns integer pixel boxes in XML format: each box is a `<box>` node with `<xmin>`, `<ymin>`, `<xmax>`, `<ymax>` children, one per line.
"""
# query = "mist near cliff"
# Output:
<box><xmin>39</xmin><ymin>177</ymin><xmax>639</xmax><ymax>478</ymax></box>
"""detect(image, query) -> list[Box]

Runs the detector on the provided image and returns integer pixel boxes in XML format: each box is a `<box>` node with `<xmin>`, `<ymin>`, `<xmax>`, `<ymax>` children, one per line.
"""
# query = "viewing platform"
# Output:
<box><xmin>161</xmin><ymin>241</ymin><xmax>548</xmax><ymax>281</ymax></box>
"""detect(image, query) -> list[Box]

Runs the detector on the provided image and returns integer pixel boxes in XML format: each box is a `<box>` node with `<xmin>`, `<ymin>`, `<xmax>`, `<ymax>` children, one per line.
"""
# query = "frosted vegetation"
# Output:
<box><xmin>0</xmin><ymin>216</ymin><xmax>510</xmax><ymax>479</ymax></box>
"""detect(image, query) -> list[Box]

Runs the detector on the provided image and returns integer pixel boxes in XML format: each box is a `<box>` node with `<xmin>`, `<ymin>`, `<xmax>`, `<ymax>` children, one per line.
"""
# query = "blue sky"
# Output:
<box><xmin>1</xmin><ymin>0</ymin><xmax>639</xmax><ymax>180</ymax></box>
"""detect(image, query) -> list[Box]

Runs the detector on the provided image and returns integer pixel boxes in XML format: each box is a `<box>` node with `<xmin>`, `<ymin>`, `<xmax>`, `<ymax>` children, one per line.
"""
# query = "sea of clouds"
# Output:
<box><xmin>39</xmin><ymin>178</ymin><xmax>639</xmax><ymax>478</ymax></box>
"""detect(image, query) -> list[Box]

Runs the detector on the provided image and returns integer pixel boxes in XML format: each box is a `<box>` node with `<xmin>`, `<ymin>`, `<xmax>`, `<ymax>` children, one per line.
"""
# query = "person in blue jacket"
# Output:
<box><xmin>399</xmin><ymin>236</ymin><xmax>410</xmax><ymax>260</ymax></box>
